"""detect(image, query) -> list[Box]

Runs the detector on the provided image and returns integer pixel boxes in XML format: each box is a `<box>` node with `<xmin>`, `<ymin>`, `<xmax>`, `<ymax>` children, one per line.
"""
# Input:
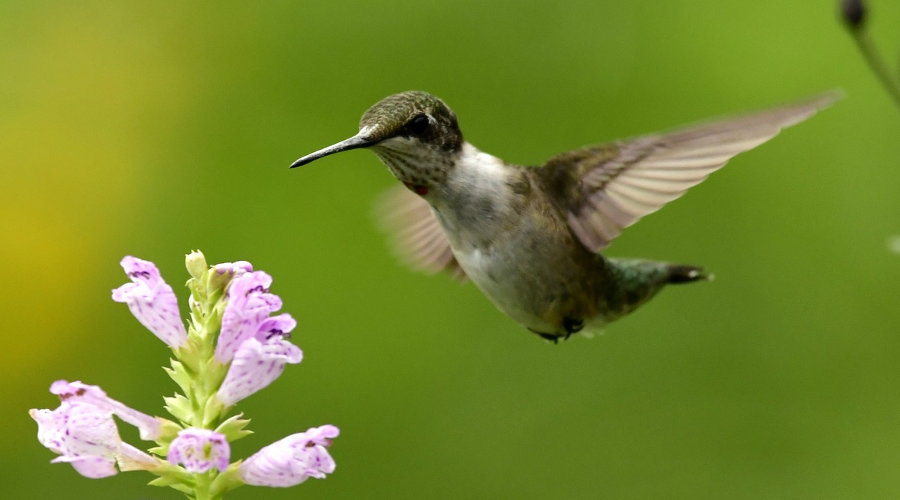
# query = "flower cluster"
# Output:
<box><xmin>30</xmin><ymin>252</ymin><xmax>338</xmax><ymax>498</ymax></box>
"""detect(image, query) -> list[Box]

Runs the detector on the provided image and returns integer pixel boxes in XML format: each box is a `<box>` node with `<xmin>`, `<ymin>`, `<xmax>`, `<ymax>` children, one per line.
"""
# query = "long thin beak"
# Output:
<box><xmin>289</xmin><ymin>134</ymin><xmax>375</xmax><ymax>168</ymax></box>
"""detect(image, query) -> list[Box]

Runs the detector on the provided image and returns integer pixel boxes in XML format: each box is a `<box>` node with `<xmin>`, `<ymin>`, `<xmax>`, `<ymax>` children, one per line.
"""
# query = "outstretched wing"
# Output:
<box><xmin>538</xmin><ymin>93</ymin><xmax>839</xmax><ymax>253</ymax></box>
<box><xmin>375</xmin><ymin>184</ymin><xmax>467</xmax><ymax>280</ymax></box>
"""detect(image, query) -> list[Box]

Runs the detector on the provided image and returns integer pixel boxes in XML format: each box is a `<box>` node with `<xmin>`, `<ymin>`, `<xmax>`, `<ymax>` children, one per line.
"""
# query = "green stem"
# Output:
<box><xmin>209</xmin><ymin>464</ymin><xmax>245</xmax><ymax>497</ymax></box>
<box><xmin>169</xmin><ymin>255</ymin><xmax>238</xmax><ymax>499</ymax></box>
<box><xmin>192</xmin><ymin>471</ymin><xmax>215</xmax><ymax>500</ymax></box>
<box><xmin>851</xmin><ymin>30</ymin><xmax>900</xmax><ymax>109</ymax></box>
<box><xmin>181</xmin><ymin>274</ymin><xmax>228</xmax><ymax>428</ymax></box>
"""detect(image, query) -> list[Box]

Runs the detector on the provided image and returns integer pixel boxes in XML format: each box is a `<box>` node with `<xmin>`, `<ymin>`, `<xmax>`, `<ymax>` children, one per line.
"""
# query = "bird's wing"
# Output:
<box><xmin>538</xmin><ymin>93</ymin><xmax>839</xmax><ymax>253</ymax></box>
<box><xmin>375</xmin><ymin>184</ymin><xmax>467</xmax><ymax>280</ymax></box>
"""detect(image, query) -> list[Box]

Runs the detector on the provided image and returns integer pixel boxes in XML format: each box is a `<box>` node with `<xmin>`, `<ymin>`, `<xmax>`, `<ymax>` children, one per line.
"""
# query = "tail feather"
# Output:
<box><xmin>666</xmin><ymin>265</ymin><xmax>713</xmax><ymax>284</ymax></box>
<box><xmin>601</xmin><ymin>258</ymin><xmax>713</xmax><ymax>320</ymax></box>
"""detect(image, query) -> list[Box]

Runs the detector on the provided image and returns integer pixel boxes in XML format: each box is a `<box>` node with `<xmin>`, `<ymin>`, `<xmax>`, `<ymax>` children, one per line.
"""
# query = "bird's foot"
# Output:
<box><xmin>529</xmin><ymin>329</ymin><xmax>560</xmax><ymax>344</ymax></box>
<box><xmin>528</xmin><ymin>317</ymin><xmax>584</xmax><ymax>343</ymax></box>
<box><xmin>562</xmin><ymin>317</ymin><xmax>584</xmax><ymax>340</ymax></box>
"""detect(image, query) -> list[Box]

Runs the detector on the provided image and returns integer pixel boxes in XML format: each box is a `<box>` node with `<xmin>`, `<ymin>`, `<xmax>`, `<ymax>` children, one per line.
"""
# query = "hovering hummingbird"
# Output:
<box><xmin>291</xmin><ymin>91</ymin><xmax>836</xmax><ymax>341</ymax></box>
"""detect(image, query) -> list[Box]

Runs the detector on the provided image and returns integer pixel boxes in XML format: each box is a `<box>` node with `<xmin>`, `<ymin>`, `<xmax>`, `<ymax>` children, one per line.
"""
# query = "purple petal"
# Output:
<box><xmin>238</xmin><ymin>425</ymin><xmax>339</xmax><ymax>487</ymax></box>
<box><xmin>30</xmin><ymin>402</ymin><xmax>122</xmax><ymax>478</ymax></box>
<box><xmin>215</xmin><ymin>271</ymin><xmax>283</xmax><ymax>363</ymax></box>
<box><xmin>167</xmin><ymin>428</ymin><xmax>230</xmax><ymax>473</ymax></box>
<box><xmin>55</xmin><ymin>455</ymin><xmax>119</xmax><ymax>479</ymax></box>
<box><xmin>300</xmin><ymin>424</ymin><xmax>340</xmax><ymax>446</ymax></box>
<box><xmin>50</xmin><ymin>379</ymin><xmax>107</xmax><ymax>400</ymax></box>
<box><xmin>254</xmin><ymin>314</ymin><xmax>297</xmax><ymax>342</ymax></box>
<box><xmin>217</xmin><ymin>336</ymin><xmax>302</xmax><ymax>406</ymax></box>
<box><xmin>214</xmin><ymin>260</ymin><xmax>253</xmax><ymax>276</ymax></box>
<box><xmin>112</xmin><ymin>256</ymin><xmax>187</xmax><ymax>349</ymax></box>
<box><xmin>50</xmin><ymin>380</ymin><xmax>160</xmax><ymax>440</ymax></box>
<box><xmin>31</xmin><ymin>399</ymin><xmax>158</xmax><ymax>477</ymax></box>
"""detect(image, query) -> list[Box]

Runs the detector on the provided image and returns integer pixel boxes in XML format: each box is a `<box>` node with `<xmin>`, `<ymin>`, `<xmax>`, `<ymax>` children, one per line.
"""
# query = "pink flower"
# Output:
<box><xmin>167</xmin><ymin>428</ymin><xmax>230</xmax><ymax>473</ymax></box>
<box><xmin>50</xmin><ymin>380</ymin><xmax>161</xmax><ymax>440</ymax></box>
<box><xmin>30</xmin><ymin>397</ymin><xmax>158</xmax><ymax>478</ymax></box>
<box><xmin>215</xmin><ymin>271</ymin><xmax>284</xmax><ymax>363</ymax></box>
<box><xmin>112</xmin><ymin>256</ymin><xmax>187</xmax><ymax>349</ymax></box>
<box><xmin>217</xmin><ymin>324</ymin><xmax>303</xmax><ymax>407</ymax></box>
<box><xmin>239</xmin><ymin>425</ymin><xmax>339</xmax><ymax>487</ymax></box>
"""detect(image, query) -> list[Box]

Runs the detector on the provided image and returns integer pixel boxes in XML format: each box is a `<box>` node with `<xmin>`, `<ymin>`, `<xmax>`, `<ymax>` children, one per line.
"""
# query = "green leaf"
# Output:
<box><xmin>149</xmin><ymin>475</ymin><xmax>194</xmax><ymax>492</ymax></box>
<box><xmin>215</xmin><ymin>413</ymin><xmax>253</xmax><ymax>442</ymax></box>
<box><xmin>202</xmin><ymin>396</ymin><xmax>227</xmax><ymax>427</ymax></box>
<box><xmin>147</xmin><ymin>444</ymin><xmax>167</xmax><ymax>456</ymax></box>
<box><xmin>209</xmin><ymin>463</ymin><xmax>246</xmax><ymax>497</ymax></box>
<box><xmin>164</xmin><ymin>393</ymin><xmax>193</xmax><ymax>423</ymax></box>
<box><xmin>166</xmin><ymin>359</ymin><xmax>194</xmax><ymax>396</ymax></box>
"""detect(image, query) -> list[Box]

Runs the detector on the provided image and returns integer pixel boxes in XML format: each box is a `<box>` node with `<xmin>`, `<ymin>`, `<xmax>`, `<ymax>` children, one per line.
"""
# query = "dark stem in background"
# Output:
<box><xmin>841</xmin><ymin>0</ymin><xmax>900</xmax><ymax>109</ymax></box>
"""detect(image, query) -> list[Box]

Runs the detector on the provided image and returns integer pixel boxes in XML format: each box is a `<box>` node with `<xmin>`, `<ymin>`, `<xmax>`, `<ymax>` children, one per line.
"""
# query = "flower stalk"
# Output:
<box><xmin>30</xmin><ymin>251</ymin><xmax>338</xmax><ymax>499</ymax></box>
<box><xmin>840</xmin><ymin>0</ymin><xmax>900</xmax><ymax>109</ymax></box>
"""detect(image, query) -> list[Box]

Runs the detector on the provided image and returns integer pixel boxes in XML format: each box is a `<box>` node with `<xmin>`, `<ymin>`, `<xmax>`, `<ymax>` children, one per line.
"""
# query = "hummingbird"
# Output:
<box><xmin>290</xmin><ymin>91</ymin><xmax>836</xmax><ymax>342</ymax></box>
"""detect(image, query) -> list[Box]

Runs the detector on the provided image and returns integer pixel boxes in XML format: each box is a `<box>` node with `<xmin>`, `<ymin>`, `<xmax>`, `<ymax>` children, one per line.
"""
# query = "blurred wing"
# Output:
<box><xmin>375</xmin><ymin>184</ymin><xmax>467</xmax><ymax>280</ymax></box>
<box><xmin>540</xmin><ymin>92</ymin><xmax>839</xmax><ymax>252</ymax></box>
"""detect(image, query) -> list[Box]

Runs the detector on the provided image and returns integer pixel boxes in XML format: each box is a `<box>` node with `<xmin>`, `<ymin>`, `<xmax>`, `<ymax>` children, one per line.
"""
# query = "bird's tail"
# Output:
<box><xmin>607</xmin><ymin>258</ymin><xmax>712</xmax><ymax>288</ymax></box>
<box><xmin>665</xmin><ymin>264</ymin><xmax>714</xmax><ymax>284</ymax></box>
<box><xmin>601</xmin><ymin>259</ymin><xmax>712</xmax><ymax>320</ymax></box>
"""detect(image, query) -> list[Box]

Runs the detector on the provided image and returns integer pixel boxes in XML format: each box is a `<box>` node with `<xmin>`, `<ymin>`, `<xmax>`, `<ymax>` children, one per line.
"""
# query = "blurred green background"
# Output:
<box><xmin>3</xmin><ymin>0</ymin><xmax>899</xmax><ymax>498</ymax></box>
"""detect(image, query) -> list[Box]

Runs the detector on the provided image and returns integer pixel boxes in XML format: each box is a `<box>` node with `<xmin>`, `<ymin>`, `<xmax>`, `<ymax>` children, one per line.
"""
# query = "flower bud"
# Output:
<box><xmin>185</xmin><ymin>250</ymin><xmax>208</xmax><ymax>280</ymax></box>
<box><xmin>841</xmin><ymin>0</ymin><xmax>866</xmax><ymax>30</ymax></box>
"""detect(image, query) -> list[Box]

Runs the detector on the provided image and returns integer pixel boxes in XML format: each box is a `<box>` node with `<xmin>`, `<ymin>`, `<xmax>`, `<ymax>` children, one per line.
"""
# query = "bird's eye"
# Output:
<box><xmin>406</xmin><ymin>114</ymin><xmax>430</xmax><ymax>135</ymax></box>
